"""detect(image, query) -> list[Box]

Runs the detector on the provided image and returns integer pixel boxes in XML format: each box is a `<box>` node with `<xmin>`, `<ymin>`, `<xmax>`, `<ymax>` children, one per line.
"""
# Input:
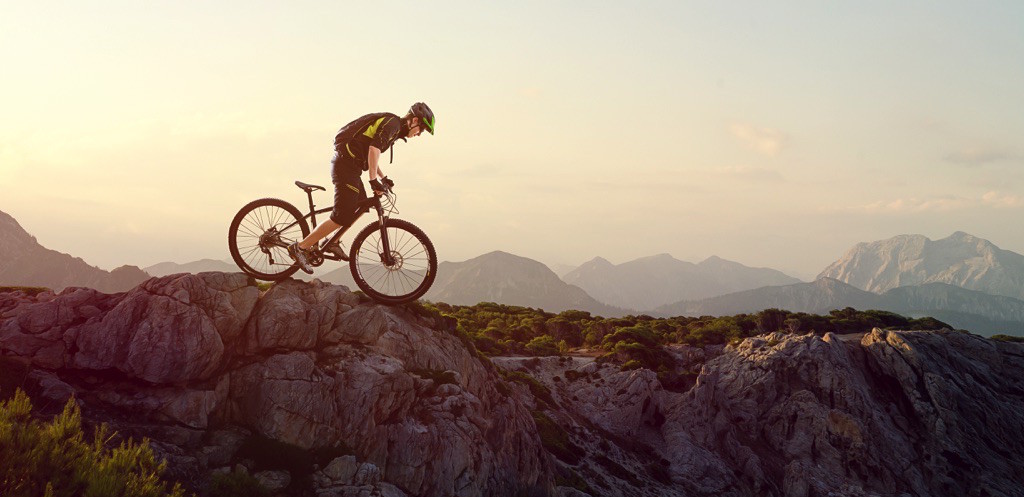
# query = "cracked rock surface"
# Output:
<box><xmin>3</xmin><ymin>273</ymin><xmax>1024</xmax><ymax>497</ymax></box>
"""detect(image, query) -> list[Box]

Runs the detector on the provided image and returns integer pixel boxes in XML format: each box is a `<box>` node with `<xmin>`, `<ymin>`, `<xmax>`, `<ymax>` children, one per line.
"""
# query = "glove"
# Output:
<box><xmin>369</xmin><ymin>179</ymin><xmax>384</xmax><ymax>194</ymax></box>
<box><xmin>381</xmin><ymin>176</ymin><xmax>395</xmax><ymax>190</ymax></box>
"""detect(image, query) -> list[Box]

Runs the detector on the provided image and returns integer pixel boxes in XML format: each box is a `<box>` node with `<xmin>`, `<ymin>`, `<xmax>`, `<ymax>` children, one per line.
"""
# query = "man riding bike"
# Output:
<box><xmin>288</xmin><ymin>102</ymin><xmax>435</xmax><ymax>273</ymax></box>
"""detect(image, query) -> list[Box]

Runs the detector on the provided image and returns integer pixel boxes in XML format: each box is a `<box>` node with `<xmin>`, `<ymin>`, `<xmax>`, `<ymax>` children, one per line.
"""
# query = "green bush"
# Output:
<box><xmin>427</xmin><ymin>301</ymin><xmax>953</xmax><ymax>363</ymax></box>
<box><xmin>531</xmin><ymin>411</ymin><xmax>582</xmax><ymax>465</ymax></box>
<box><xmin>501</xmin><ymin>371</ymin><xmax>557</xmax><ymax>408</ymax></box>
<box><xmin>525</xmin><ymin>336</ymin><xmax>561</xmax><ymax>356</ymax></box>
<box><xmin>0</xmin><ymin>286</ymin><xmax>50</xmax><ymax>297</ymax></box>
<box><xmin>0</xmin><ymin>389</ymin><xmax>186</xmax><ymax>497</ymax></box>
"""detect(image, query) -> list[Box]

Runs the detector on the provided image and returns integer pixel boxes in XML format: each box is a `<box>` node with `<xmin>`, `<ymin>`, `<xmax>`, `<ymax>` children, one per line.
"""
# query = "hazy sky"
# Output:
<box><xmin>3</xmin><ymin>1</ymin><xmax>1023</xmax><ymax>280</ymax></box>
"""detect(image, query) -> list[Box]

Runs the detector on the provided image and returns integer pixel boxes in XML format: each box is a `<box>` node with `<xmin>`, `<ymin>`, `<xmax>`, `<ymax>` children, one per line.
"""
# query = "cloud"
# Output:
<box><xmin>981</xmin><ymin>191</ymin><xmax>1024</xmax><ymax>208</ymax></box>
<box><xmin>944</xmin><ymin>148</ymin><xmax>1019</xmax><ymax>166</ymax></box>
<box><xmin>730</xmin><ymin>123</ymin><xmax>787</xmax><ymax>156</ymax></box>
<box><xmin>836</xmin><ymin>191</ymin><xmax>1024</xmax><ymax>213</ymax></box>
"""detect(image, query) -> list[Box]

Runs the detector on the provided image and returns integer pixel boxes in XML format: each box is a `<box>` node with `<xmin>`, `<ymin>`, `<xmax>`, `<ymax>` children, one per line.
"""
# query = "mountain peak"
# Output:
<box><xmin>0</xmin><ymin>210</ymin><xmax>149</xmax><ymax>292</ymax></box>
<box><xmin>819</xmin><ymin>232</ymin><xmax>1024</xmax><ymax>299</ymax></box>
<box><xmin>944</xmin><ymin>231</ymin><xmax>979</xmax><ymax>242</ymax></box>
<box><xmin>646</xmin><ymin>253</ymin><xmax>676</xmax><ymax>260</ymax></box>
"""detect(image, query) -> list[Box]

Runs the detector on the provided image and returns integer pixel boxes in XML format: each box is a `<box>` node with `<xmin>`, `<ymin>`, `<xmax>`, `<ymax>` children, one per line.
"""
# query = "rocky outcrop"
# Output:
<box><xmin>0</xmin><ymin>209</ymin><xmax>150</xmax><ymax>292</ymax></box>
<box><xmin>0</xmin><ymin>273</ymin><xmax>551</xmax><ymax>497</ymax></box>
<box><xmin>3</xmin><ymin>273</ymin><xmax>1024</xmax><ymax>496</ymax></box>
<box><xmin>495</xmin><ymin>329</ymin><xmax>1024</xmax><ymax>497</ymax></box>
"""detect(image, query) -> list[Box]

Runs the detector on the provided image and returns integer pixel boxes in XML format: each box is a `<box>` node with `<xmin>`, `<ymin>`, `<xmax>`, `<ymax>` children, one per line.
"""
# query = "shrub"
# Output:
<box><xmin>554</xmin><ymin>468</ymin><xmax>592</xmax><ymax>493</ymax></box>
<box><xmin>0</xmin><ymin>286</ymin><xmax>50</xmax><ymax>297</ymax></box>
<box><xmin>0</xmin><ymin>389</ymin><xmax>186</xmax><ymax>497</ymax></box>
<box><xmin>621</xmin><ymin>360</ymin><xmax>643</xmax><ymax>371</ymax></box>
<box><xmin>525</xmin><ymin>336</ymin><xmax>561</xmax><ymax>356</ymax></box>
<box><xmin>531</xmin><ymin>411</ymin><xmax>582</xmax><ymax>465</ymax></box>
<box><xmin>501</xmin><ymin>371</ymin><xmax>557</xmax><ymax>408</ymax></box>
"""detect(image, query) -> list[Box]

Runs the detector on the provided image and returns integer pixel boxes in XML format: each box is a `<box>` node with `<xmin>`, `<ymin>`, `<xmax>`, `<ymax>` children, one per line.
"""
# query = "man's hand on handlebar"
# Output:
<box><xmin>369</xmin><ymin>178</ymin><xmax>393</xmax><ymax>196</ymax></box>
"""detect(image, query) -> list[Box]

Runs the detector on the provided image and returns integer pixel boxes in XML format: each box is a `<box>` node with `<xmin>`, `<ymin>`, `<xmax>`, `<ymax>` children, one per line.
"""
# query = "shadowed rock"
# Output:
<box><xmin>4</xmin><ymin>273</ymin><xmax>1024</xmax><ymax>496</ymax></box>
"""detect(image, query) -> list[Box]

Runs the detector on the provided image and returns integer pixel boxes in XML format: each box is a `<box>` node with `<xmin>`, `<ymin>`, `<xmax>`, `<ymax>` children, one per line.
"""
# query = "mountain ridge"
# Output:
<box><xmin>655</xmin><ymin>278</ymin><xmax>1024</xmax><ymax>336</ymax></box>
<box><xmin>0</xmin><ymin>209</ymin><xmax>149</xmax><ymax>293</ymax></box>
<box><xmin>423</xmin><ymin>250</ymin><xmax>627</xmax><ymax>316</ymax></box>
<box><xmin>564</xmin><ymin>253</ymin><xmax>801</xmax><ymax>311</ymax></box>
<box><xmin>819</xmin><ymin>231</ymin><xmax>1024</xmax><ymax>300</ymax></box>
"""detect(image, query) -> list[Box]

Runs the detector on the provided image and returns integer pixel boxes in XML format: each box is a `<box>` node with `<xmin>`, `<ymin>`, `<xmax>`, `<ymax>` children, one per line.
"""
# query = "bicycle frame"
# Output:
<box><xmin>269</xmin><ymin>190</ymin><xmax>395</xmax><ymax>265</ymax></box>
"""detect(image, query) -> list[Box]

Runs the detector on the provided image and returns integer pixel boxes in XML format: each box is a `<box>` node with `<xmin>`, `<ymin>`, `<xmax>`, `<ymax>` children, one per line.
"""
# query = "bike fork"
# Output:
<box><xmin>377</xmin><ymin>210</ymin><xmax>395</xmax><ymax>266</ymax></box>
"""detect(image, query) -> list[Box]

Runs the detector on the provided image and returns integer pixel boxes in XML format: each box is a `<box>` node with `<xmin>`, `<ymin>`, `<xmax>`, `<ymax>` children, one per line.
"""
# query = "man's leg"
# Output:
<box><xmin>297</xmin><ymin>219</ymin><xmax>340</xmax><ymax>251</ymax></box>
<box><xmin>302</xmin><ymin>174</ymin><xmax>364</xmax><ymax>251</ymax></box>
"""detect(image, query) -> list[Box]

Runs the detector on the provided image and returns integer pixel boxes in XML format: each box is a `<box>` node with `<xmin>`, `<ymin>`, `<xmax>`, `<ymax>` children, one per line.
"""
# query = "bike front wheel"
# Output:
<box><xmin>349</xmin><ymin>219</ymin><xmax>437</xmax><ymax>305</ymax></box>
<box><xmin>228</xmin><ymin>198</ymin><xmax>310</xmax><ymax>281</ymax></box>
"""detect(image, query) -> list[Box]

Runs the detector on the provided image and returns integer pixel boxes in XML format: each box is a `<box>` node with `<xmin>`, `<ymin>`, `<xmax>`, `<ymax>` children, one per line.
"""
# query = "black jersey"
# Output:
<box><xmin>333</xmin><ymin>112</ymin><xmax>404</xmax><ymax>170</ymax></box>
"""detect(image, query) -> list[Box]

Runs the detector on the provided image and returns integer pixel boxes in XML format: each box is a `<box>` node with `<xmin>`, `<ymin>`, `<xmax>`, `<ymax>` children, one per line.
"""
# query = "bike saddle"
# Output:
<box><xmin>295</xmin><ymin>181</ymin><xmax>326</xmax><ymax>193</ymax></box>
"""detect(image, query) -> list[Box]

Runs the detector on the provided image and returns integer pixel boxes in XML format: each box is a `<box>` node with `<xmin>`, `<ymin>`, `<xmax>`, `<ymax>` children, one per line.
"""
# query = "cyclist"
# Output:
<box><xmin>288</xmin><ymin>102</ymin><xmax>435</xmax><ymax>273</ymax></box>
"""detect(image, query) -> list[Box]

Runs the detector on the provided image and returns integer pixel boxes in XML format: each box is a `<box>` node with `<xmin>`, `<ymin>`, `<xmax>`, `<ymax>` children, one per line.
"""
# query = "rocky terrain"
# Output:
<box><xmin>3</xmin><ymin>273</ymin><xmax>1024</xmax><ymax>496</ymax></box>
<box><xmin>0</xmin><ymin>209</ymin><xmax>149</xmax><ymax>293</ymax></box>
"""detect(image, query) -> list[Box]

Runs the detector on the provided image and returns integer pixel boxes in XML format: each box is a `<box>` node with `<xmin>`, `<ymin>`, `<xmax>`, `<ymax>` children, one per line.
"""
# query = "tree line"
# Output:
<box><xmin>421</xmin><ymin>301</ymin><xmax>950</xmax><ymax>359</ymax></box>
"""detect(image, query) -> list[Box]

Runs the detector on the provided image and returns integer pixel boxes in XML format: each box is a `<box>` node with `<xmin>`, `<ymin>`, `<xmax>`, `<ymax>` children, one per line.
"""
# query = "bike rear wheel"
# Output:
<box><xmin>228</xmin><ymin>198</ymin><xmax>310</xmax><ymax>281</ymax></box>
<box><xmin>349</xmin><ymin>219</ymin><xmax>437</xmax><ymax>304</ymax></box>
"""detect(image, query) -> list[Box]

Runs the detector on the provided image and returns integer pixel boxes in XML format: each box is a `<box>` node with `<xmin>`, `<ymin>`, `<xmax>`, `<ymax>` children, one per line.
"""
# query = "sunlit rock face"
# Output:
<box><xmin>495</xmin><ymin>329</ymin><xmax>1024</xmax><ymax>497</ymax></box>
<box><xmin>3</xmin><ymin>272</ymin><xmax>1024</xmax><ymax>497</ymax></box>
<box><xmin>0</xmin><ymin>273</ymin><xmax>551</xmax><ymax>497</ymax></box>
<box><xmin>819</xmin><ymin>231</ymin><xmax>1024</xmax><ymax>300</ymax></box>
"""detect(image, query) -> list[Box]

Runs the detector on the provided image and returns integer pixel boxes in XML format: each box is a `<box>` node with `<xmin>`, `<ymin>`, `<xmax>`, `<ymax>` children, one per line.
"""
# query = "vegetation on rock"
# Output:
<box><xmin>423</xmin><ymin>302</ymin><xmax>950</xmax><ymax>357</ymax></box>
<box><xmin>0</xmin><ymin>389</ymin><xmax>186</xmax><ymax>497</ymax></box>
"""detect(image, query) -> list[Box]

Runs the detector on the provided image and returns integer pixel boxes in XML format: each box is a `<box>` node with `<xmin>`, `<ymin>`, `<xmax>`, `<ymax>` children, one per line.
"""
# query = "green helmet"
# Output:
<box><xmin>410</xmin><ymin>102</ymin><xmax>435</xmax><ymax>135</ymax></box>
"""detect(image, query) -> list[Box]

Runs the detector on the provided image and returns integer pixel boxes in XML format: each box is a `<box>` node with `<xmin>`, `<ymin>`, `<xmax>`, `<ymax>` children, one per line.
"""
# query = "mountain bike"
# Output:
<box><xmin>228</xmin><ymin>180</ymin><xmax>437</xmax><ymax>305</ymax></box>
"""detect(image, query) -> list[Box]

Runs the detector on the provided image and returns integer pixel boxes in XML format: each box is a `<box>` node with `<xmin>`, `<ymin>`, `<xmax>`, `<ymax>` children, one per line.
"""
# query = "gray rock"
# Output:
<box><xmin>254</xmin><ymin>470</ymin><xmax>291</xmax><ymax>493</ymax></box>
<box><xmin>8</xmin><ymin>272</ymin><xmax>1023</xmax><ymax>497</ymax></box>
<box><xmin>27</xmin><ymin>370</ymin><xmax>76</xmax><ymax>405</ymax></box>
<box><xmin>67</xmin><ymin>272</ymin><xmax>257</xmax><ymax>383</ymax></box>
<box><xmin>323</xmin><ymin>455</ymin><xmax>359</xmax><ymax>484</ymax></box>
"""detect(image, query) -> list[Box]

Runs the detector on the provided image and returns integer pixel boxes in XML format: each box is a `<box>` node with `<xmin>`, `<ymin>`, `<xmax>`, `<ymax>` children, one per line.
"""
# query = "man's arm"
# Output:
<box><xmin>367</xmin><ymin>146</ymin><xmax>384</xmax><ymax>193</ymax></box>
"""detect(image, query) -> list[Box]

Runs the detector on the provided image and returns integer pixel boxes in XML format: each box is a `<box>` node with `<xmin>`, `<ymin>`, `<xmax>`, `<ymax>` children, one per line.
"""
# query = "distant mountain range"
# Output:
<box><xmin>423</xmin><ymin>251</ymin><xmax>627</xmax><ymax>316</ymax></box>
<box><xmin>654</xmin><ymin>278</ymin><xmax>1024</xmax><ymax>336</ymax></box>
<box><xmin>564</xmin><ymin>254</ymin><xmax>801</xmax><ymax>311</ymax></box>
<box><xmin>144</xmin><ymin>259</ymin><xmax>238</xmax><ymax>277</ymax></box>
<box><xmin>819</xmin><ymin>231</ymin><xmax>1024</xmax><ymax>300</ymax></box>
<box><xmin>0</xmin><ymin>210</ymin><xmax>149</xmax><ymax>293</ymax></box>
<box><xmin>6</xmin><ymin>207</ymin><xmax>1023</xmax><ymax>336</ymax></box>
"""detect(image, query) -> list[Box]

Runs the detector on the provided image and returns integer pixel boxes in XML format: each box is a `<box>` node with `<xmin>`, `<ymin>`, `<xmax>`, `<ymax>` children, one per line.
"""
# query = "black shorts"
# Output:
<box><xmin>330</xmin><ymin>153</ymin><xmax>367</xmax><ymax>226</ymax></box>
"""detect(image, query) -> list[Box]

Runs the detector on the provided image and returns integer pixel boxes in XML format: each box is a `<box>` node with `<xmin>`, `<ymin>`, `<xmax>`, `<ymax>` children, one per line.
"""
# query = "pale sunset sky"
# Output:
<box><xmin>2</xmin><ymin>1</ymin><xmax>1023</xmax><ymax>280</ymax></box>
